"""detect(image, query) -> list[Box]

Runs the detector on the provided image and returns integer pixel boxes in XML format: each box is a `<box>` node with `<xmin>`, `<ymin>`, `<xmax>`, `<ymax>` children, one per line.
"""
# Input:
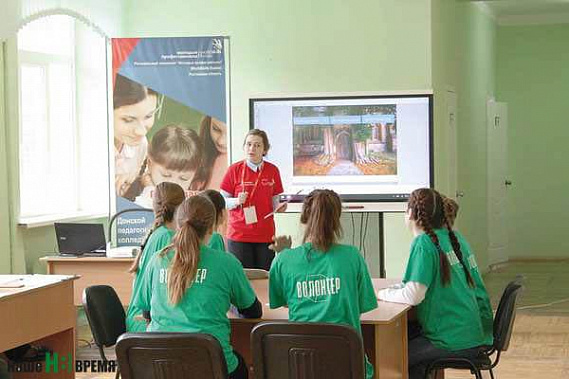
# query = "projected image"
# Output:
<box><xmin>292</xmin><ymin>105</ymin><xmax>397</xmax><ymax>176</ymax></box>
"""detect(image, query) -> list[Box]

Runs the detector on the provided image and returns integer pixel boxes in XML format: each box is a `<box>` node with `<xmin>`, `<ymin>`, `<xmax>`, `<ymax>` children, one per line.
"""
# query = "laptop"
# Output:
<box><xmin>54</xmin><ymin>223</ymin><xmax>107</xmax><ymax>256</ymax></box>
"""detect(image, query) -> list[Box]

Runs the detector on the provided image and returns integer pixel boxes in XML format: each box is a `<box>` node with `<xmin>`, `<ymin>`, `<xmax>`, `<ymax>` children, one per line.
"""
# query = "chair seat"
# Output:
<box><xmin>429</xmin><ymin>353</ymin><xmax>492</xmax><ymax>371</ymax></box>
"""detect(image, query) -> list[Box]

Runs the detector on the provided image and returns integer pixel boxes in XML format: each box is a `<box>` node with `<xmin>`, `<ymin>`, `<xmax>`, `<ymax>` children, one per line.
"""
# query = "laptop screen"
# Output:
<box><xmin>55</xmin><ymin>223</ymin><xmax>106</xmax><ymax>255</ymax></box>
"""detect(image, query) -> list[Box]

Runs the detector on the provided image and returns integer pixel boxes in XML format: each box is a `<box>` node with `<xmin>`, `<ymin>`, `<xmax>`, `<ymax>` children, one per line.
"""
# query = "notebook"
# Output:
<box><xmin>54</xmin><ymin>223</ymin><xmax>106</xmax><ymax>256</ymax></box>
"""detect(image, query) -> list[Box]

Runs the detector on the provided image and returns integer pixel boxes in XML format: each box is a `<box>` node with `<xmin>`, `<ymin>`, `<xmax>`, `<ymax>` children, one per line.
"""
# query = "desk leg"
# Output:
<box><xmin>369</xmin><ymin>315</ymin><xmax>408</xmax><ymax>379</ymax></box>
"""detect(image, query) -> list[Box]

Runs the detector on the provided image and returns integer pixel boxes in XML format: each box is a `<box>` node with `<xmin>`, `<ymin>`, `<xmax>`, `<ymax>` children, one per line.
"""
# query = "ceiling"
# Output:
<box><xmin>475</xmin><ymin>0</ymin><xmax>569</xmax><ymax>24</ymax></box>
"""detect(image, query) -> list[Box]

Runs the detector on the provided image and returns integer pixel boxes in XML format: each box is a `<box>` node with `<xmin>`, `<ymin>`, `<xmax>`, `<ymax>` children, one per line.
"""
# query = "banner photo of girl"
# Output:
<box><xmin>112</xmin><ymin>37</ymin><xmax>229</xmax><ymax>246</ymax></box>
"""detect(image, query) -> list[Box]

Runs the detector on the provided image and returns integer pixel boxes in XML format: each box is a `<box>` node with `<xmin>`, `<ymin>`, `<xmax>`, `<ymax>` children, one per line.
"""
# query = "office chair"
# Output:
<box><xmin>425</xmin><ymin>279</ymin><xmax>524</xmax><ymax>379</ymax></box>
<box><xmin>82</xmin><ymin>285</ymin><xmax>126</xmax><ymax>379</ymax></box>
<box><xmin>115</xmin><ymin>332</ymin><xmax>228</xmax><ymax>379</ymax></box>
<box><xmin>251</xmin><ymin>321</ymin><xmax>365</xmax><ymax>379</ymax></box>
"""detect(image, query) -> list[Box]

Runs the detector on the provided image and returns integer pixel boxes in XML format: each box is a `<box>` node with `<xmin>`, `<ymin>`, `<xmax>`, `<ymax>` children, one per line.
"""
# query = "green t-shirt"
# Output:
<box><xmin>126</xmin><ymin>225</ymin><xmax>174</xmax><ymax>332</ymax></box>
<box><xmin>403</xmin><ymin>229</ymin><xmax>494</xmax><ymax>351</ymax></box>
<box><xmin>134</xmin><ymin>245</ymin><xmax>257</xmax><ymax>374</ymax></box>
<box><xmin>269</xmin><ymin>243</ymin><xmax>378</xmax><ymax>379</ymax></box>
<box><xmin>208</xmin><ymin>232</ymin><xmax>225</xmax><ymax>252</ymax></box>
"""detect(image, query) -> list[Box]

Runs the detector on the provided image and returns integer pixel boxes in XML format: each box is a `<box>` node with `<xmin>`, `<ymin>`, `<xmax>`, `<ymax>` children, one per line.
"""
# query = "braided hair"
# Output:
<box><xmin>128</xmin><ymin>182</ymin><xmax>185</xmax><ymax>274</ymax></box>
<box><xmin>408</xmin><ymin>188</ymin><xmax>474</xmax><ymax>287</ymax></box>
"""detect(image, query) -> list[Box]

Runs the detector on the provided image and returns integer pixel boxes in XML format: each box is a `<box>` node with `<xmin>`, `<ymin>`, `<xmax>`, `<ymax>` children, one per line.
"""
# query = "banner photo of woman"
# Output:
<box><xmin>111</xmin><ymin>37</ymin><xmax>229</xmax><ymax>246</ymax></box>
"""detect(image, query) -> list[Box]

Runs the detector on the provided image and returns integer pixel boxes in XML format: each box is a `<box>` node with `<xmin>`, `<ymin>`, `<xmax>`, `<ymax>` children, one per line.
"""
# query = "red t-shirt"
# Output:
<box><xmin>220</xmin><ymin>160</ymin><xmax>284</xmax><ymax>243</ymax></box>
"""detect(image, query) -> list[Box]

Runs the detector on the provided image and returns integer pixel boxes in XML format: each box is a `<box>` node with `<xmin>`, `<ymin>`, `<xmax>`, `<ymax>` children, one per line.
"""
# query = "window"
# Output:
<box><xmin>18</xmin><ymin>15</ymin><xmax>109</xmax><ymax>223</ymax></box>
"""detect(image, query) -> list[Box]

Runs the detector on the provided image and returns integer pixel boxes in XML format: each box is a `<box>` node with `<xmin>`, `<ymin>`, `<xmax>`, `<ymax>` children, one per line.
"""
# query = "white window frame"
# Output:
<box><xmin>16</xmin><ymin>16</ymin><xmax>109</xmax><ymax>228</ymax></box>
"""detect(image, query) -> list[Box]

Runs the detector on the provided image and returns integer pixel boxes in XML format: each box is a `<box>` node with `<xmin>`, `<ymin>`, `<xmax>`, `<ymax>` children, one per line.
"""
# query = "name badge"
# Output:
<box><xmin>243</xmin><ymin>206</ymin><xmax>258</xmax><ymax>225</ymax></box>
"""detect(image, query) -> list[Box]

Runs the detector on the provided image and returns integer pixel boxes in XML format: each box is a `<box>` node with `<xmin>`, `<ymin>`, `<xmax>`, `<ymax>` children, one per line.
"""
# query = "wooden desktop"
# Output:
<box><xmin>230</xmin><ymin>279</ymin><xmax>410</xmax><ymax>379</ymax></box>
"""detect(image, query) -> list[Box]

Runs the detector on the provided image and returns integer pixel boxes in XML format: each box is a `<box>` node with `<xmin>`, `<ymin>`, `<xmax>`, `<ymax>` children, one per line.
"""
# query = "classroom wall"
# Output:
<box><xmin>431</xmin><ymin>1</ymin><xmax>497</xmax><ymax>270</ymax></box>
<box><xmin>497</xmin><ymin>23</ymin><xmax>569</xmax><ymax>259</ymax></box>
<box><xmin>0</xmin><ymin>48</ymin><xmax>12</xmax><ymax>274</ymax></box>
<box><xmin>123</xmin><ymin>0</ymin><xmax>432</xmax><ymax>277</ymax></box>
<box><xmin>0</xmin><ymin>1</ymin><xmax>123</xmax><ymax>274</ymax></box>
<box><xmin>455</xmin><ymin>4</ymin><xmax>496</xmax><ymax>270</ymax></box>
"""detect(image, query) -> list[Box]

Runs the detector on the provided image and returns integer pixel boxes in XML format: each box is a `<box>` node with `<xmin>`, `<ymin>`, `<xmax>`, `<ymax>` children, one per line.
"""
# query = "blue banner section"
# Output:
<box><xmin>118</xmin><ymin>37</ymin><xmax>227</xmax><ymax>122</ymax></box>
<box><xmin>293</xmin><ymin>114</ymin><xmax>395</xmax><ymax>126</ymax></box>
<box><xmin>114</xmin><ymin>197</ymin><xmax>153</xmax><ymax>247</ymax></box>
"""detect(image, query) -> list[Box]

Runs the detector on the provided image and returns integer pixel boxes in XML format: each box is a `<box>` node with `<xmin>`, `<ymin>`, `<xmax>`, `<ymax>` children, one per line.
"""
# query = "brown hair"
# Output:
<box><xmin>243</xmin><ymin>129</ymin><xmax>270</xmax><ymax>156</ymax></box>
<box><xmin>113</xmin><ymin>74</ymin><xmax>157</xmax><ymax>109</ymax></box>
<box><xmin>442</xmin><ymin>196</ymin><xmax>459</xmax><ymax>228</ymax></box>
<box><xmin>200</xmin><ymin>189</ymin><xmax>226</xmax><ymax>227</ymax></box>
<box><xmin>162</xmin><ymin>195</ymin><xmax>215</xmax><ymax>305</ymax></box>
<box><xmin>147</xmin><ymin>125</ymin><xmax>202</xmax><ymax>173</ymax></box>
<box><xmin>300</xmin><ymin>189</ymin><xmax>343</xmax><ymax>252</ymax></box>
<box><xmin>192</xmin><ymin>117</ymin><xmax>223</xmax><ymax>190</ymax></box>
<box><xmin>407</xmin><ymin>188</ymin><xmax>474</xmax><ymax>287</ymax></box>
<box><xmin>129</xmin><ymin>182</ymin><xmax>185</xmax><ymax>274</ymax></box>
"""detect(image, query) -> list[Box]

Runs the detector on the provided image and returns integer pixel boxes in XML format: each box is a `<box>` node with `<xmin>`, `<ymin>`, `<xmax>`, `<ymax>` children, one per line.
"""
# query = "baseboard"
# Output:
<box><xmin>487</xmin><ymin>257</ymin><xmax>569</xmax><ymax>272</ymax></box>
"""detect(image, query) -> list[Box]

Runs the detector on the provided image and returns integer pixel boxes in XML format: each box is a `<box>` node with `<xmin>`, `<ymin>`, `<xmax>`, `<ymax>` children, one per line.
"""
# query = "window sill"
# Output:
<box><xmin>18</xmin><ymin>211</ymin><xmax>108</xmax><ymax>229</ymax></box>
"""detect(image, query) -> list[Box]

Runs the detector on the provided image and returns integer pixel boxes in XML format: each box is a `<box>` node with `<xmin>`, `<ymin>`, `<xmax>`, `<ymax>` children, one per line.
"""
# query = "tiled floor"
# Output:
<box><xmin>73</xmin><ymin>260</ymin><xmax>569</xmax><ymax>379</ymax></box>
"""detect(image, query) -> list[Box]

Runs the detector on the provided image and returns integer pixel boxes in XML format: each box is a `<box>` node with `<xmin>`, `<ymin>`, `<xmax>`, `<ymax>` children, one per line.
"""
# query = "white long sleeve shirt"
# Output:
<box><xmin>377</xmin><ymin>281</ymin><xmax>428</xmax><ymax>306</ymax></box>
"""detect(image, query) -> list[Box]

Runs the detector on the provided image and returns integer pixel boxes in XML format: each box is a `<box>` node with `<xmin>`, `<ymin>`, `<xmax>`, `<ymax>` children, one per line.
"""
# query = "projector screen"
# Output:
<box><xmin>250</xmin><ymin>93</ymin><xmax>433</xmax><ymax>208</ymax></box>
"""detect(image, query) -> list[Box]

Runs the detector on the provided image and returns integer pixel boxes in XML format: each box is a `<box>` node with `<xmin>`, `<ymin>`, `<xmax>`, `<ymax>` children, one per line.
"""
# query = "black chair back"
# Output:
<box><xmin>251</xmin><ymin>321</ymin><xmax>365</xmax><ymax>379</ymax></box>
<box><xmin>116</xmin><ymin>333</ymin><xmax>228</xmax><ymax>379</ymax></box>
<box><xmin>493</xmin><ymin>280</ymin><xmax>523</xmax><ymax>352</ymax></box>
<box><xmin>83</xmin><ymin>285</ymin><xmax>126</xmax><ymax>352</ymax></box>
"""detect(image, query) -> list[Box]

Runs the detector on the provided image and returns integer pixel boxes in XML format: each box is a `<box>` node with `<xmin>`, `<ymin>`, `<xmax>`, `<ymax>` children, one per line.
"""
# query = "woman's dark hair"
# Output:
<box><xmin>161</xmin><ymin>195</ymin><xmax>216</xmax><ymax>304</ymax></box>
<box><xmin>243</xmin><ymin>129</ymin><xmax>270</xmax><ymax>156</ymax></box>
<box><xmin>129</xmin><ymin>182</ymin><xmax>185</xmax><ymax>274</ymax></box>
<box><xmin>113</xmin><ymin>74</ymin><xmax>157</xmax><ymax>109</ymax></box>
<box><xmin>192</xmin><ymin>116</ymin><xmax>223</xmax><ymax>190</ymax></box>
<box><xmin>407</xmin><ymin>188</ymin><xmax>474</xmax><ymax>287</ymax></box>
<box><xmin>200</xmin><ymin>189</ymin><xmax>226</xmax><ymax>227</ymax></box>
<box><xmin>442</xmin><ymin>196</ymin><xmax>459</xmax><ymax>228</ymax></box>
<box><xmin>300</xmin><ymin>189</ymin><xmax>343</xmax><ymax>252</ymax></box>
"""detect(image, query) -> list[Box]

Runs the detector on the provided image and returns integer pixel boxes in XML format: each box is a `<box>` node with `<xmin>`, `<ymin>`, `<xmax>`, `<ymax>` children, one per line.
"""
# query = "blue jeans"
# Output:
<box><xmin>409</xmin><ymin>335</ymin><xmax>485</xmax><ymax>379</ymax></box>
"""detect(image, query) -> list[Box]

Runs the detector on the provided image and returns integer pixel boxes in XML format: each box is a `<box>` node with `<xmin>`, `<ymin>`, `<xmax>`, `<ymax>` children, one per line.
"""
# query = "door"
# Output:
<box><xmin>487</xmin><ymin>100</ymin><xmax>509</xmax><ymax>265</ymax></box>
<box><xmin>446</xmin><ymin>90</ymin><xmax>458</xmax><ymax>201</ymax></box>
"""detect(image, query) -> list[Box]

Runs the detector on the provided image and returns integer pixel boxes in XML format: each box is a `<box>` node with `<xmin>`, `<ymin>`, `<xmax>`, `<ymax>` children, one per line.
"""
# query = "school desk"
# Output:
<box><xmin>229</xmin><ymin>278</ymin><xmax>410</xmax><ymax>379</ymax></box>
<box><xmin>40</xmin><ymin>256</ymin><xmax>134</xmax><ymax>306</ymax></box>
<box><xmin>0</xmin><ymin>274</ymin><xmax>77</xmax><ymax>378</ymax></box>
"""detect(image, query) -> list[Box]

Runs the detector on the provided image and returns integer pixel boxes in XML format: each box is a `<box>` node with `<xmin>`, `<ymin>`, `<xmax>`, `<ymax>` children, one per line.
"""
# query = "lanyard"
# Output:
<box><xmin>241</xmin><ymin>160</ymin><xmax>264</xmax><ymax>207</ymax></box>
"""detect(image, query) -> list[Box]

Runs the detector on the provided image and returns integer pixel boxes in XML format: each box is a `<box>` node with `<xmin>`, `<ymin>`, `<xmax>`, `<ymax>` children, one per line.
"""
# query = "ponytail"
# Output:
<box><xmin>128</xmin><ymin>181</ymin><xmax>185</xmax><ymax>274</ymax></box>
<box><xmin>163</xmin><ymin>195</ymin><xmax>215</xmax><ymax>305</ymax></box>
<box><xmin>167</xmin><ymin>222</ymin><xmax>201</xmax><ymax>304</ymax></box>
<box><xmin>301</xmin><ymin>189</ymin><xmax>342</xmax><ymax>252</ymax></box>
<box><xmin>128</xmin><ymin>214</ymin><xmax>163</xmax><ymax>274</ymax></box>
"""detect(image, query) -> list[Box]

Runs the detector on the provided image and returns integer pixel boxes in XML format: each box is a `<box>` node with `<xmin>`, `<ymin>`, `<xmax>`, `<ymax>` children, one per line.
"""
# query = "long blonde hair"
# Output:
<box><xmin>162</xmin><ymin>195</ymin><xmax>215</xmax><ymax>304</ymax></box>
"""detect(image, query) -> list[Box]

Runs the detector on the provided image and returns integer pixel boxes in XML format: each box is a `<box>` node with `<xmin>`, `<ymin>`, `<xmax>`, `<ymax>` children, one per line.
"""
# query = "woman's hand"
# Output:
<box><xmin>276</xmin><ymin>203</ymin><xmax>288</xmax><ymax>213</ymax></box>
<box><xmin>237</xmin><ymin>192</ymin><xmax>248</xmax><ymax>205</ymax></box>
<box><xmin>269</xmin><ymin>235</ymin><xmax>292</xmax><ymax>253</ymax></box>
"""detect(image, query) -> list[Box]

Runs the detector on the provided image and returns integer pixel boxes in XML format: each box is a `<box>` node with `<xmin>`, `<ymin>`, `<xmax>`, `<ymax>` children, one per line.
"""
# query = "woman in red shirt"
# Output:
<box><xmin>220</xmin><ymin>129</ymin><xmax>285</xmax><ymax>270</ymax></box>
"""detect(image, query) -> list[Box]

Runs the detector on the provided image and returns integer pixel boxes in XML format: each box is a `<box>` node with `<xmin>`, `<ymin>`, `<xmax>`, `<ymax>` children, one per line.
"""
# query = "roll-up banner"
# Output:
<box><xmin>111</xmin><ymin>37</ymin><xmax>230</xmax><ymax>246</ymax></box>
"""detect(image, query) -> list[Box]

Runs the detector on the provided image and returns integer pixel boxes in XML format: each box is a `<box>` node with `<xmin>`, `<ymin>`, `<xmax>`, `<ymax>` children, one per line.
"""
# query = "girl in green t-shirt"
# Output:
<box><xmin>134</xmin><ymin>195</ymin><xmax>261</xmax><ymax>379</ymax></box>
<box><xmin>378</xmin><ymin>188</ymin><xmax>493</xmax><ymax>379</ymax></box>
<box><xmin>268</xmin><ymin>189</ymin><xmax>378</xmax><ymax>379</ymax></box>
<box><xmin>200</xmin><ymin>189</ymin><xmax>227</xmax><ymax>252</ymax></box>
<box><xmin>126</xmin><ymin>181</ymin><xmax>185</xmax><ymax>332</ymax></box>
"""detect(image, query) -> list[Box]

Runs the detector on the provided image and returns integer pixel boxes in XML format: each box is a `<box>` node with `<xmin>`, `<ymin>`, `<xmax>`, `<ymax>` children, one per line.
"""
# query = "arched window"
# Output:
<box><xmin>18</xmin><ymin>14</ymin><xmax>109</xmax><ymax>222</ymax></box>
